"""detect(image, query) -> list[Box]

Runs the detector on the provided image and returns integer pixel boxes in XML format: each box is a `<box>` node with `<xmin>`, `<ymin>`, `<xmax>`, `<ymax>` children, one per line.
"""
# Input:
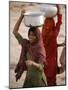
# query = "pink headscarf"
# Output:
<box><xmin>15</xmin><ymin>27</ymin><xmax>46</xmax><ymax>78</ymax></box>
<box><xmin>27</xmin><ymin>27</ymin><xmax>46</xmax><ymax>63</ymax></box>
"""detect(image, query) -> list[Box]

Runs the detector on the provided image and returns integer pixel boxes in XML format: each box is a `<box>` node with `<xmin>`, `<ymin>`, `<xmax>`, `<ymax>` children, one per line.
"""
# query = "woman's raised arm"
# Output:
<box><xmin>55</xmin><ymin>5</ymin><xmax>62</xmax><ymax>37</ymax></box>
<box><xmin>13</xmin><ymin>10</ymin><xmax>25</xmax><ymax>44</ymax></box>
<box><xmin>13</xmin><ymin>10</ymin><xmax>25</xmax><ymax>35</ymax></box>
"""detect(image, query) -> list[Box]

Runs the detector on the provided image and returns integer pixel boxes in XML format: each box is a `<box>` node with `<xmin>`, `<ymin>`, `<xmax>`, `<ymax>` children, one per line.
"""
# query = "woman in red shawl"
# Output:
<box><xmin>13</xmin><ymin>10</ymin><xmax>47</xmax><ymax>87</ymax></box>
<box><xmin>42</xmin><ymin>5</ymin><xmax>62</xmax><ymax>86</ymax></box>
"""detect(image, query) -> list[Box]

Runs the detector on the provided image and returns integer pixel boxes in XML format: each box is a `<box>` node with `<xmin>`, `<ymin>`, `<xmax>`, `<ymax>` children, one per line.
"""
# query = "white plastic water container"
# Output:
<box><xmin>39</xmin><ymin>4</ymin><xmax>57</xmax><ymax>17</ymax></box>
<box><xmin>24</xmin><ymin>11</ymin><xmax>44</xmax><ymax>27</ymax></box>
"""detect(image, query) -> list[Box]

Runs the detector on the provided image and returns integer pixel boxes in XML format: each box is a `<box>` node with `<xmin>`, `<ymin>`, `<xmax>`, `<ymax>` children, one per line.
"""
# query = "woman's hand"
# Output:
<box><xmin>15</xmin><ymin>68</ymin><xmax>23</xmax><ymax>82</ymax></box>
<box><xmin>21</xmin><ymin>9</ymin><xmax>25</xmax><ymax>17</ymax></box>
<box><xmin>13</xmin><ymin>10</ymin><xmax>25</xmax><ymax>36</ymax></box>
<box><xmin>15</xmin><ymin>72</ymin><xmax>22</xmax><ymax>82</ymax></box>
<box><xmin>56</xmin><ymin>5</ymin><xmax>59</xmax><ymax>14</ymax></box>
<box><xmin>56</xmin><ymin>5</ymin><xmax>61</xmax><ymax>15</ymax></box>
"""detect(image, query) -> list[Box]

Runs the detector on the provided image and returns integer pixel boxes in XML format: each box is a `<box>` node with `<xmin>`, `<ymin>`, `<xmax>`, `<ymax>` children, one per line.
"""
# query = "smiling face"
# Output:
<box><xmin>28</xmin><ymin>31</ymin><xmax>37</xmax><ymax>44</ymax></box>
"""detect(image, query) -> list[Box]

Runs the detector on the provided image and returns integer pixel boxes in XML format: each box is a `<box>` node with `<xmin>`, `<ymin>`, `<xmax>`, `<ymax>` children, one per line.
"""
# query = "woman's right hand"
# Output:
<box><xmin>21</xmin><ymin>9</ymin><xmax>25</xmax><ymax>17</ymax></box>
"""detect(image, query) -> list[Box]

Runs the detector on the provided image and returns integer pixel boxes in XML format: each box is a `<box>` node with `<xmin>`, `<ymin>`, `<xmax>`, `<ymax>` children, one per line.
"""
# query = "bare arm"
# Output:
<box><xmin>55</xmin><ymin>5</ymin><xmax>62</xmax><ymax>37</ymax></box>
<box><xmin>13</xmin><ymin>14</ymin><xmax>24</xmax><ymax>36</ymax></box>
<box><xmin>13</xmin><ymin>10</ymin><xmax>25</xmax><ymax>44</ymax></box>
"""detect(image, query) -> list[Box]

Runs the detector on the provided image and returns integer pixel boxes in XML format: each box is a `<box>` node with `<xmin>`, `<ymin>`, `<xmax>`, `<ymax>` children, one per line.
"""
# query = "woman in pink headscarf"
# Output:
<box><xmin>42</xmin><ymin>5</ymin><xmax>62</xmax><ymax>86</ymax></box>
<box><xmin>13</xmin><ymin>10</ymin><xmax>47</xmax><ymax>88</ymax></box>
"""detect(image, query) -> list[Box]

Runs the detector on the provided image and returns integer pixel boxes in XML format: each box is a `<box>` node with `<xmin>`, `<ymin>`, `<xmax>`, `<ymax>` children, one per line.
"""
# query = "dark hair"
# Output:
<box><xmin>28</xmin><ymin>26</ymin><xmax>38</xmax><ymax>36</ymax></box>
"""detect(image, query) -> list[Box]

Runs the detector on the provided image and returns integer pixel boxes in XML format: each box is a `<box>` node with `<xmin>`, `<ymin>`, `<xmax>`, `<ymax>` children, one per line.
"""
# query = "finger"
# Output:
<box><xmin>15</xmin><ymin>74</ymin><xmax>18</xmax><ymax>82</ymax></box>
<box><xmin>15</xmin><ymin>74</ymin><xmax>20</xmax><ymax>82</ymax></box>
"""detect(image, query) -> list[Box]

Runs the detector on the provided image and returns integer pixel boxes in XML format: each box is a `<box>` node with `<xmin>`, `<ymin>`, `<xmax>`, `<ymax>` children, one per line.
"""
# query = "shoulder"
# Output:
<box><xmin>22</xmin><ymin>39</ymin><xmax>29</xmax><ymax>43</ymax></box>
<box><xmin>21</xmin><ymin>39</ymin><xmax>29</xmax><ymax>47</ymax></box>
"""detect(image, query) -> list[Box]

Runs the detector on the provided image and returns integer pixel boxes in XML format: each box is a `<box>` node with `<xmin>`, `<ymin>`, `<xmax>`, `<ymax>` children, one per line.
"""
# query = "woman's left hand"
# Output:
<box><xmin>56</xmin><ymin>5</ymin><xmax>61</xmax><ymax>15</ymax></box>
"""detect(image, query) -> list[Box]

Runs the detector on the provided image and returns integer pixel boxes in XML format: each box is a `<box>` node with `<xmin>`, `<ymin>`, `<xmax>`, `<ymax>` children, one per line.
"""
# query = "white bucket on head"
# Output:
<box><xmin>39</xmin><ymin>4</ymin><xmax>57</xmax><ymax>17</ymax></box>
<box><xmin>24</xmin><ymin>11</ymin><xmax>44</xmax><ymax>27</ymax></box>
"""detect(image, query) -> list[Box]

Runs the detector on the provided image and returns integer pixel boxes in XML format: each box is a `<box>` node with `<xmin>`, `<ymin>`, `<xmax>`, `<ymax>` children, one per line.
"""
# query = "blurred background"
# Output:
<box><xmin>9</xmin><ymin>1</ymin><xmax>66</xmax><ymax>88</ymax></box>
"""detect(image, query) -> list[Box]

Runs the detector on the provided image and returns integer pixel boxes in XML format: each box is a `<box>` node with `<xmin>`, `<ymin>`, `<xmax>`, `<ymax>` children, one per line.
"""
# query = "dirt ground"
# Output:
<box><xmin>9</xmin><ymin>2</ymin><xmax>66</xmax><ymax>88</ymax></box>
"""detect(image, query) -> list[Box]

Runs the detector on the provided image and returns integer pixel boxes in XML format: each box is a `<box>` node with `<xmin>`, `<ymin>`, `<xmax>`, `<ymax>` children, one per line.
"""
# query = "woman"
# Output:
<box><xmin>42</xmin><ymin>5</ymin><xmax>62</xmax><ymax>86</ymax></box>
<box><xmin>13</xmin><ymin>10</ymin><xmax>47</xmax><ymax>87</ymax></box>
